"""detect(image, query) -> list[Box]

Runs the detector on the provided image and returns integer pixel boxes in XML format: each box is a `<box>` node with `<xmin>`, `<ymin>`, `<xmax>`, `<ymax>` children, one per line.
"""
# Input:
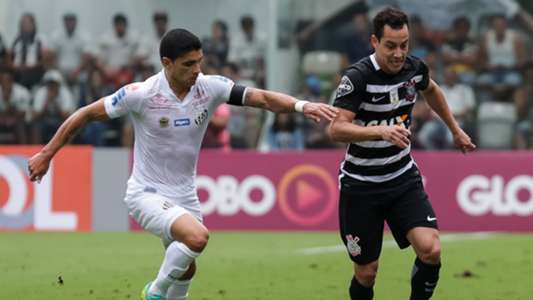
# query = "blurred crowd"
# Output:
<box><xmin>0</xmin><ymin>11</ymin><xmax>267</xmax><ymax>150</ymax></box>
<box><xmin>294</xmin><ymin>1</ymin><xmax>533</xmax><ymax>151</ymax></box>
<box><xmin>1</xmin><ymin>4</ymin><xmax>532</xmax><ymax>151</ymax></box>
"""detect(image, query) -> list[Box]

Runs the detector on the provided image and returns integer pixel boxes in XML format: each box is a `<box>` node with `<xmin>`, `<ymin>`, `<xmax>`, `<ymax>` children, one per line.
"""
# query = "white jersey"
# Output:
<box><xmin>104</xmin><ymin>71</ymin><xmax>238</xmax><ymax>204</ymax></box>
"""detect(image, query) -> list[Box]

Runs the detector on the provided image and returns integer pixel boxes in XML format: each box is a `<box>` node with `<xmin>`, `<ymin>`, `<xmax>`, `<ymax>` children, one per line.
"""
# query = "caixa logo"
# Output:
<box><xmin>197</xmin><ymin>175</ymin><xmax>276</xmax><ymax>216</ymax></box>
<box><xmin>457</xmin><ymin>175</ymin><xmax>533</xmax><ymax>216</ymax></box>
<box><xmin>0</xmin><ymin>155</ymin><xmax>77</xmax><ymax>230</ymax></box>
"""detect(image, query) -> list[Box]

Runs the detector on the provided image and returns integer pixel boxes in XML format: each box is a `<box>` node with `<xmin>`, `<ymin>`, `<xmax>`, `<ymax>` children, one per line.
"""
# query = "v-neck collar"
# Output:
<box><xmin>159</xmin><ymin>70</ymin><xmax>194</xmax><ymax>105</ymax></box>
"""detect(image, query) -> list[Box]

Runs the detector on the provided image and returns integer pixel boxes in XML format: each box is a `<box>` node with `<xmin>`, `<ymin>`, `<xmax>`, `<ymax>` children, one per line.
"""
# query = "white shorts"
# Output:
<box><xmin>124</xmin><ymin>190</ymin><xmax>203</xmax><ymax>246</ymax></box>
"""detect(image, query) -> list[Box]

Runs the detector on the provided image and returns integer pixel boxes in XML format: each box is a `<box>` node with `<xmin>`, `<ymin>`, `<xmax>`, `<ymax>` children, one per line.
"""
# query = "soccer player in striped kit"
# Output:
<box><xmin>329</xmin><ymin>7</ymin><xmax>475</xmax><ymax>300</ymax></box>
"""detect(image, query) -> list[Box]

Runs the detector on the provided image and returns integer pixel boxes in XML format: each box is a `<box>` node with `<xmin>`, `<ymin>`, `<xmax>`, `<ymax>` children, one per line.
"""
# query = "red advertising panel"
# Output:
<box><xmin>0</xmin><ymin>146</ymin><xmax>92</xmax><ymax>231</ymax></box>
<box><xmin>414</xmin><ymin>151</ymin><xmax>533</xmax><ymax>232</ymax></box>
<box><xmin>197</xmin><ymin>151</ymin><xmax>533</xmax><ymax>232</ymax></box>
<box><xmin>197</xmin><ymin>150</ymin><xmax>342</xmax><ymax>230</ymax></box>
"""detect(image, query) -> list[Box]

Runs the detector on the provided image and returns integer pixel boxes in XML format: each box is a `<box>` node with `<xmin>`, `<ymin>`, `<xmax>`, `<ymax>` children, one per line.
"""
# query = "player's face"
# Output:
<box><xmin>372</xmin><ymin>24</ymin><xmax>409</xmax><ymax>74</ymax></box>
<box><xmin>164</xmin><ymin>50</ymin><xmax>203</xmax><ymax>89</ymax></box>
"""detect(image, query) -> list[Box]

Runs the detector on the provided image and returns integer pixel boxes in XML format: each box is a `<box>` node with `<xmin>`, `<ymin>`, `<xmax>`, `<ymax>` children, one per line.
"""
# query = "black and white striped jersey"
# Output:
<box><xmin>333</xmin><ymin>53</ymin><xmax>429</xmax><ymax>183</ymax></box>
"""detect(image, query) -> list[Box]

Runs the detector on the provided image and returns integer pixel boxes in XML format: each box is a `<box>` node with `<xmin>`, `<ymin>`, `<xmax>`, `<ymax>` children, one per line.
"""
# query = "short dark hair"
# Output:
<box><xmin>452</xmin><ymin>16</ymin><xmax>470</xmax><ymax>29</ymax></box>
<box><xmin>153</xmin><ymin>12</ymin><xmax>168</xmax><ymax>22</ymax></box>
<box><xmin>240</xmin><ymin>15</ymin><xmax>254</xmax><ymax>29</ymax></box>
<box><xmin>113</xmin><ymin>13</ymin><xmax>127</xmax><ymax>25</ymax></box>
<box><xmin>373</xmin><ymin>7</ymin><xmax>409</xmax><ymax>40</ymax></box>
<box><xmin>160</xmin><ymin>28</ymin><xmax>202</xmax><ymax>61</ymax></box>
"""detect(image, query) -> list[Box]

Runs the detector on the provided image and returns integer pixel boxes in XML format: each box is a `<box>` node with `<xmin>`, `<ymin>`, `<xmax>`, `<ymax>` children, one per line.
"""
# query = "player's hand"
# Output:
<box><xmin>28</xmin><ymin>151</ymin><xmax>52</xmax><ymax>182</ymax></box>
<box><xmin>380</xmin><ymin>125</ymin><xmax>411</xmax><ymax>148</ymax></box>
<box><xmin>302</xmin><ymin>103</ymin><xmax>339</xmax><ymax>123</ymax></box>
<box><xmin>452</xmin><ymin>128</ymin><xmax>476</xmax><ymax>153</ymax></box>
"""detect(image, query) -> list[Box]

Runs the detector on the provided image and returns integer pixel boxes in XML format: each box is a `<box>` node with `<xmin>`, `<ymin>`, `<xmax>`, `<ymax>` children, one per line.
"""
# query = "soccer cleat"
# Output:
<box><xmin>140</xmin><ymin>282</ymin><xmax>167</xmax><ymax>300</ymax></box>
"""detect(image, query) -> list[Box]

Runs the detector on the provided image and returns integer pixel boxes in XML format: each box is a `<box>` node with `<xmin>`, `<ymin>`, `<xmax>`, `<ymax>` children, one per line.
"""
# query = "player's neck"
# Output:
<box><xmin>164</xmin><ymin>70</ymin><xmax>189</xmax><ymax>100</ymax></box>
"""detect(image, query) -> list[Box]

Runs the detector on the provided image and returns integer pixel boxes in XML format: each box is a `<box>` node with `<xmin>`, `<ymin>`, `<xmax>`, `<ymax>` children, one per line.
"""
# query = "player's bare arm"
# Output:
<box><xmin>422</xmin><ymin>79</ymin><xmax>476</xmax><ymax>153</ymax></box>
<box><xmin>328</xmin><ymin>108</ymin><xmax>411</xmax><ymax>148</ymax></box>
<box><xmin>28</xmin><ymin>99</ymin><xmax>109</xmax><ymax>181</ymax></box>
<box><xmin>243</xmin><ymin>87</ymin><xmax>338</xmax><ymax>122</ymax></box>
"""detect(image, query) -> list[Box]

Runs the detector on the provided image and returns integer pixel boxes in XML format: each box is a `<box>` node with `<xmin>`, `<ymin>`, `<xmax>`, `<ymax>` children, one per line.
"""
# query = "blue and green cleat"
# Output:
<box><xmin>140</xmin><ymin>282</ymin><xmax>167</xmax><ymax>300</ymax></box>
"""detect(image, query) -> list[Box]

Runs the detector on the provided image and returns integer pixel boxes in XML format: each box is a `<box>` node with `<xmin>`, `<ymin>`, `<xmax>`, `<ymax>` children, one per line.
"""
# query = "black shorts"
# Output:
<box><xmin>338</xmin><ymin>166</ymin><xmax>438</xmax><ymax>265</ymax></box>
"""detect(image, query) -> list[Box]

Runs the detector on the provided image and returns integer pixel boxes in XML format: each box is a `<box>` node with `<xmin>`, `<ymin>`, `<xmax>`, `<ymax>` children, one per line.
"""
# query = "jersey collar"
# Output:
<box><xmin>370</xmin><ymin>53</ymin><xmax>381</xmax><ymax>71</ymax></box>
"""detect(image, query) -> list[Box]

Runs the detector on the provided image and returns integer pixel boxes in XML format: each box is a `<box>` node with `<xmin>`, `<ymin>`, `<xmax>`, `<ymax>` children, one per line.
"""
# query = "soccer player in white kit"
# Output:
<box><xmin>28</xmin><ymin>28</ymin><xmax>338</xmax><ymax>300</ymax></box>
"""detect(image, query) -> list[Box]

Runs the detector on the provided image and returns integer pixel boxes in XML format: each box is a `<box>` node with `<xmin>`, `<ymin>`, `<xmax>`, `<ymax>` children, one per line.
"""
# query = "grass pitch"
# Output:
<box><xmin>1</xmin><ymin>232</ymin><xmax>532</xmax><ymax>299</ymax></box>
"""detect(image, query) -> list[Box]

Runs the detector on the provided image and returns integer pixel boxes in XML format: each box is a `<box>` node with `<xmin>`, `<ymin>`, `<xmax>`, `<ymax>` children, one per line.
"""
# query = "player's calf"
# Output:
<box><xmin>410</xmin><ymin>257</ymin><xmax>441</xmax><ymax>300</ymax></box>
<box><xmin>350</xmin><ymin>261</ymin><xmax>378</xmax><ymax>300</ymax></box>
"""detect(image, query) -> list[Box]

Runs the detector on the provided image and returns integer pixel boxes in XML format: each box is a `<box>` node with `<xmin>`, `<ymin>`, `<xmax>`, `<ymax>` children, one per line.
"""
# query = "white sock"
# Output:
<box><xmin>166</xmin><ymin>279</ymin><xmax>192</xmax><ymax>300</ymax></box>
<box><xmin>148</xmin><ymin>242</ymin><xmax>199</xmax><ymax>296</ymax></box>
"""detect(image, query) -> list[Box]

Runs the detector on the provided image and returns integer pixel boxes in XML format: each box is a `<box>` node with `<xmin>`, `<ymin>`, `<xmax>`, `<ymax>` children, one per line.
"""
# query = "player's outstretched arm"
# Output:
<box><xmin>421</xmin><ymin>79</ymin><xmax>476</xmax><ymax>153</ymax></box>
<box><xmin>28</xmin><ymin>99</ymin><xmax>109</xmax><ymax>182</ymax></box>
<box><xmin>243</xmin><ymin>88</ymin><xmax>338</xmax><ymax>122</ymax></box>
<box><xmin>328</xmin><ymin>108</ymin><xmax>411</xmax><ymax>148</ymax></box>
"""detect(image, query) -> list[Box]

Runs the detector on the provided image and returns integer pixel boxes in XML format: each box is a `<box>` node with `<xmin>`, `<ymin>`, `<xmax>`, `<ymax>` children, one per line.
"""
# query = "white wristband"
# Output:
<box><xmin>294</xmin><ymin>100</ymin><xmax>309</xmax><ymax>113</ymax></box>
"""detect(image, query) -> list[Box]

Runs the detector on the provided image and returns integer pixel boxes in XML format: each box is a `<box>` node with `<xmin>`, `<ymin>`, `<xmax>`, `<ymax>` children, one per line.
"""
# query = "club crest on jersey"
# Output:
<box><xmin>159</xmin><ymin>117</ymin><xmax>170</xmax><ymax>128</ymax></box>
<box><xmin>390</xmin><ymin>88</ymin><xmax>400</xmax><ymax>105</ymax></box>
<box><xmin>335</xmin><ymin>76</ymin><xmax>354</xmax><ymax>98</ymax></box>
<box><xmin>403</xmin><ymin>79</ymin><xmax>417</xmax><ymax>102</ymax></box>
<box><xmin>195</xmin><ymin>109</ymin><xmax>208</xmax><ymax>126</ymax></box>
<box><xmin>346</xmin><ymin>235</ymin><xmax>361</xmax><ymax>257</ymax></box>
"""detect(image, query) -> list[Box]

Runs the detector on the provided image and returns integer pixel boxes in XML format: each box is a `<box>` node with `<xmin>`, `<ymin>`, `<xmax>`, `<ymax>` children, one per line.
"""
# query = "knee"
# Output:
<box><xmin>355</xmin><ymin>261</ymin><xmax>379</xmax><ymax>287</ymax></box>
<box><xmin>418</xmin><ymin>242</ymin><xmax>441</xmax><ymax>265</ymax></box>
<box><xmin>184</xmin><ymin>228</ymin><xmax>209</xmax><ymax>252</ymax></box>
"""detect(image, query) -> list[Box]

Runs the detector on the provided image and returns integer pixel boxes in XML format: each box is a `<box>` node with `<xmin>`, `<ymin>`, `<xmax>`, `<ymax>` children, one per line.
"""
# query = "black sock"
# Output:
<box><xmin>410</xmin><ymin>257</ymin><xmax>441</xmax><ymax>300</ymax></box>
<box><xmin>349</xmin><ymin>276</ymin><xmax>374</xmax><ymax>300</ymax></box>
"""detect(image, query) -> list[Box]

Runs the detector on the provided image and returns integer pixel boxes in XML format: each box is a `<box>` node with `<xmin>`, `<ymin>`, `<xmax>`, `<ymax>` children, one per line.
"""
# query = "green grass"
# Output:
<box><xmin>1</xmin><ymin>232</ymin><xmax>532</xmax><ymax>299</ymax></box>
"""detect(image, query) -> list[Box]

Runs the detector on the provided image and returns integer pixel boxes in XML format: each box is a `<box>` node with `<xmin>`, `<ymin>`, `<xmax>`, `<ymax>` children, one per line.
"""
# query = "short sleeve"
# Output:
<box><xmin>104</xmin><ymin>83</ymin><xmax>143</xmax><ymax>118</ymax></box>
<box><xmin>333</xmin><ymin>69</ymin><xmax>365</xmax><ymax>113</ymax></box>
<box><xmin>203</xmin><ymin>75</ymin><xmax>235</xmax><ymax>105</ymax></box>
<box><xmin>415</xmin><ymin>60</ymin><xmax>430</xmax><ymax>91</ymax></box>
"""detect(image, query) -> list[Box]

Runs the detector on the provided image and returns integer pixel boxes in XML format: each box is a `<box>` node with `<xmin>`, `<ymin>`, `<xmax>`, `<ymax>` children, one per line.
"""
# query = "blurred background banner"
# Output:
<box><xmin>0</xmin><ymin>146</ymin><xmax>92</xmax><ymax>231</ymax></box>
<box><xmin>2</xmin><ymin>147</ymin><xmax>532</xmax><ymax>232</ymax></box>
<box><xmin>415</xmin><ymin>151</ymin><xmax>533</xmax><ymax>232</ymax></box>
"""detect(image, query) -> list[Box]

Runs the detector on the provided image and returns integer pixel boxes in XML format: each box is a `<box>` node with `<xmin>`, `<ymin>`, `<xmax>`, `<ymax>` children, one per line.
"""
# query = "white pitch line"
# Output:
<box><xmin>298</xmin><ymin>232</ymin><xmax>496</xmax><ymax>255</ymax></box>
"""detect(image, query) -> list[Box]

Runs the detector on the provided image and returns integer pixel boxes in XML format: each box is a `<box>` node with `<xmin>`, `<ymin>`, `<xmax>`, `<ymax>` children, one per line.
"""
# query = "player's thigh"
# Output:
<box><xmin>125</xmin><ymin>192</ymin><xmax>194</xmax><ymax>244</ymax></box>
<box><xmin>385</xmin><ymin>179</ymin><xmax>438</xmax><ymax>249</ymax></box>
<box><xmin>339</xmin><ymin>188</ymin><xmax>385</xmax><ymax>265</ymax></box>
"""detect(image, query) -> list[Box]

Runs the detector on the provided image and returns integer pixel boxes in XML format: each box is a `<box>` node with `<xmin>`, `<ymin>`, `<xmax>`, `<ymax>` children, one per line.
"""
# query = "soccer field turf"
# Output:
<box><xmin>1</xmin><ymin>232</ymin><xmax>532</xmax><ymax>300</ymax></box>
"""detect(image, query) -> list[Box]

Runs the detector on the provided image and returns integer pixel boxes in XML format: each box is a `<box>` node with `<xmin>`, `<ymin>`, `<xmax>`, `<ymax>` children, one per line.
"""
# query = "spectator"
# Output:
<box><xmin>409</xmin><ymin>15</ymin><xmax>436</xmax><ymax>60</ymax></box>
<box><xmin>514</xmin><ymin>62</ymin><xmax>533</xmax><ymax>149</ymax></box>
<box><xmin>49</xmin><ymin>13</ymin><xmax>90</xmax><ymax>87</ymax></box>
<box><xmin>137</xmin><ymin>12</ymin><xmax>169</xmax><ymax>72</ymax></box>
<box><xmin>0</xmin><ymin>68</ymin><xmax>31</xmax><ymax>144</ymax></box>
<box><xmin>228</xmin><ymin>15</ymin><xmax>266</xmax><ymax>87</ymax></box>
<box><xmin>96</xmin><ymin>13</ymin><xmax>140</xmax><ymax>87</ymax></box>
<box><xmin>201</xmin><ymin>104</ymin><xmax>231</xmax><ymax>151</ymax></box>
<box><xmin>78</xmin><ymin>60</ymin><xmax>118</xmax><ymax>146</ymax></box>
<box><xmin>441</xmin><ymin>67</ymin><xmax>476</xmax><ymax>134</ymax></box>
<box><xmin>300</xmin><ymin>75</ymin><xmax>336</xmax><ymax>148</ymax></box>
<box><xmin>222</xmin><ymin>62</ymin><xmax>262</xmax><ymax>148</ymax></box>
<box><xmin>267</xmin><ymin>113</ymin><xmax>304</xmax><ymax>150</ymax></box>
<box><xmin>340</xmin><ymin>7</ymin><xmax>372</xmax><ymax>64</ymax></box>
<box><xmin>442</xmin><ymin>16</ymin><xmax>478</xmax><ymax>84</ymax></box>
<box><xmin>203</xmin><ymin>20</ymin><xmax>230</xmax><ymax>66</ymax></box>
<box><xmin>478</xmin><ymin>14</ymin><xmax>526</xmax><ymax>91</ymax></box>
<box><xmin>0</xmin><ymin>34</ymin><xmax>7</xmax><ymax>68</ymax></box>
<box><xmin>10</xmin><ymin>13</ymin><xmax>47</xmax><ymax>90</ymax></box>
<box><xmin>31</xmin><ymin>70</ymin><xmax>75</xmax><ymax>143</ymax></box>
